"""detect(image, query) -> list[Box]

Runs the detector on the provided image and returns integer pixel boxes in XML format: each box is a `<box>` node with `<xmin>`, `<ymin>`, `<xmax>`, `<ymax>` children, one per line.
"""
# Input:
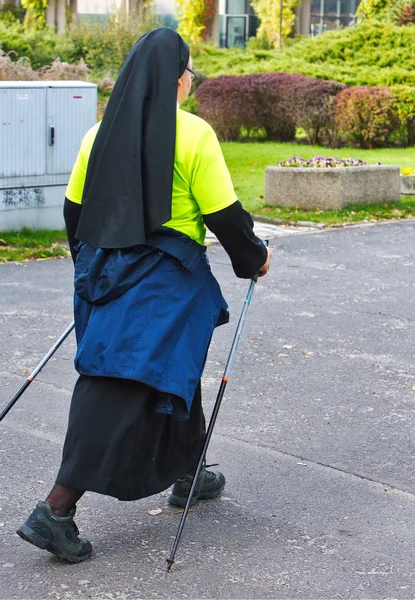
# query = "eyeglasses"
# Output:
<box><xmin>185</xmin><ymin>67</ymin><xmax>196</xmax><ymax>81</ymax></box>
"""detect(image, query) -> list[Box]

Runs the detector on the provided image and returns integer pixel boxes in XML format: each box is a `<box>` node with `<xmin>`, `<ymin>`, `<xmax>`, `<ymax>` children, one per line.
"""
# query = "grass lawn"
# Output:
<box><xmin>0</xmin><ymin>228</ymin><xmax>69</xmax><ymax>263</ymax></box>
<box><xmin>0</xmin><ymin>143</ymin><xmax>414</xmax><ymax>263</ymax></box>
<box><xmin>222</xmin><ymin>141</ymin><xmax>415</xmax><ymax>225</ymax></box>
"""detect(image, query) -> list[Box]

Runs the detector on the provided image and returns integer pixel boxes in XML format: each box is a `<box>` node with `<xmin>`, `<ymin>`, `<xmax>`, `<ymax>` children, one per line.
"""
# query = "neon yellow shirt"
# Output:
<box><xmin>66</xmin><ymin>108</ymin><xmax>237</xmax><ymax>245</ymax></box>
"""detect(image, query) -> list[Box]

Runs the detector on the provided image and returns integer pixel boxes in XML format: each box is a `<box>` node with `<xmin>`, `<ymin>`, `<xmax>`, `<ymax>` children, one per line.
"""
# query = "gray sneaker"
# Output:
<box><xmin>169</xmin><ymin>464</ymin><xmax>226</xmax><ymax>508</ymax></box>
<box><xmin>17</xmin><ymin>501</ymin><xmax>92</xmax><ymax>563</ymax></box>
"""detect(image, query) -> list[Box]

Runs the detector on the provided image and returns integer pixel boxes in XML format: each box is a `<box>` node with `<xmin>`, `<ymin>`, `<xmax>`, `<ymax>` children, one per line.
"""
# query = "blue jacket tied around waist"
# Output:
<box><xmin>73</xmin><ymin>228</ymin><xmax>229</xmax><ymax>420</ymax></box>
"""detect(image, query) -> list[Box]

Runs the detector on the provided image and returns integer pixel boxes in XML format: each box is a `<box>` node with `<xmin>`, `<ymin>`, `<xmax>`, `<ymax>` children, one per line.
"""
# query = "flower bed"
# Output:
<box><xmin>277</xmin><ymin>156</ymin><xmax>372</xmax><ymax>168</ymax></box>
<box><xmin>265</xmin><ymin>157</ymin><xmax>401</xmax><ymax>209</ymax></box>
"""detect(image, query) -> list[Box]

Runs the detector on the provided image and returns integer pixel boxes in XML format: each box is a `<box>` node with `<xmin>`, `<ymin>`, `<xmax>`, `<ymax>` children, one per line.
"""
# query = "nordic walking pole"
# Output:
<box><xmin>0</xmin><ymin>321</ymin><xmax>75</xmax><ymax>423</ymax></box>
<box><xmin>166</xmin><ymin>242</ymin><xmax>268</xmax><ymax>571</ymax></box>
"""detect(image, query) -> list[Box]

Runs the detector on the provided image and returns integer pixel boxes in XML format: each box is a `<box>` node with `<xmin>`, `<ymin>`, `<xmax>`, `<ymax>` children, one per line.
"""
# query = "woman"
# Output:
<box><xmin>17</xmin><ymin>28</ymin><xmax>271</xmax><ymax>563</ymax></box>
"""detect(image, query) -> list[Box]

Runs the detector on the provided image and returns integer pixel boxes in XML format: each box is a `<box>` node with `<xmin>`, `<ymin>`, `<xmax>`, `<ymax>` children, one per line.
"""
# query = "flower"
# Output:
<box><xmin>276</xmin><ymin>156</ymin><xmax>369</xmax><ymax>168</ymax></box>
<box><xmin>401</xmin><ymin>168</ymin><xmax>413</xmax><ymax>176</ymax></box>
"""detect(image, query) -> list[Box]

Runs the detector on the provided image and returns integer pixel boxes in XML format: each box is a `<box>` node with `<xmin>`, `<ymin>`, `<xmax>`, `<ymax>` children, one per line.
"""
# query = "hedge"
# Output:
<box><xmin>195</xmin><ymin>73</ymin><xmax>344</xmax><ymax>143</ymax></box>
<box><xmin>335</xmin><ymin>86</ymin><xmax>397</xmax><ymax>149</ymax></box>
<box><xmin>196</xmin><ymin>73</ymin><xmax>415</xmax><ymax>148</ymax></box>
<box><xmin>2</xmin><ymin>20</ymin><xmax>415</xmax><ymax>87</ymax></box>
<box><xmin>192</xmin><ymin>22</ymin><xmax>415</xmax><ymax>87</ymax></box>
<box><xmin>0</xmin><ymin>15</ymin><xmax>157</xmax><ymax>71</ymax></box>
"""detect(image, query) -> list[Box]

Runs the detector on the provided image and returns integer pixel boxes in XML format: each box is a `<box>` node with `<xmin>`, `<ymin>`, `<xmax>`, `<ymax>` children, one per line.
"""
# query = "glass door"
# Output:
<box><xmin>226</xmin><ymin>15</ymin><xmax>247</xmax><ymax>47</ymax></box>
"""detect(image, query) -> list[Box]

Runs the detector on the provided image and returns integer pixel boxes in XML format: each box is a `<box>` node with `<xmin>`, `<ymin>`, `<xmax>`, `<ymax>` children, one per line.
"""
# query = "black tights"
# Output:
<box><xmin>45</xmin><ymin>484</ymin><xmax>85</xmax><ymax>517</ymax></box>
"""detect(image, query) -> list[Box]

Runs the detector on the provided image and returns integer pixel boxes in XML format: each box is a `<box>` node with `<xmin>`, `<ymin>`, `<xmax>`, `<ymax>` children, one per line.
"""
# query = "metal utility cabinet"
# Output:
<box><xmin>0</xmin><ymin>81</ymin><xmax>97</xmax><ymax>230</ymax></box>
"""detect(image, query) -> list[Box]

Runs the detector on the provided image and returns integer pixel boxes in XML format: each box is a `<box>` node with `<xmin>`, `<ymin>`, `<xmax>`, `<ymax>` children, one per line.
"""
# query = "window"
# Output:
<box><xmin>310</xmin><ymin>0</ymin><xmax>360</xmax><ymax>35</ymax></box>
<box><xmin>227</xmin><ymin>0</ymin><xmax>247</xmax><ymax>14</ymax></box>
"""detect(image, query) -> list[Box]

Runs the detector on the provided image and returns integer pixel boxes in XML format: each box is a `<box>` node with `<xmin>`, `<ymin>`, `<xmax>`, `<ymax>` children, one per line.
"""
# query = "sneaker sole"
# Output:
<box><xmin>168</xmin><ymin>484</ymin><xmax>225</xmax><ymax>508</ymax></box>
<box><xmin>16</xmin><ymin>525</ymin><xmax>92</xmax><ymax>564</ymax></box>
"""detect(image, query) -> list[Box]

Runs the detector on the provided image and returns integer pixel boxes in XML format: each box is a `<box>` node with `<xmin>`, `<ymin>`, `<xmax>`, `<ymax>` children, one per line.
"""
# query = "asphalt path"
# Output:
<box><xmin>0</xmin><ymin>220</ymin><xmax>414</xmax><ymax>599</ymax></box>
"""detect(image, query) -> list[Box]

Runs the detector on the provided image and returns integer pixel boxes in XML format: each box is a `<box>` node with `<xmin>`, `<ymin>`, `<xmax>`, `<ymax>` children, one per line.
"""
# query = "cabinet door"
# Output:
<box><xmin>0</xmin><ymin>87</ymin><xmax>47</xmax><ymax>177</ymax></box>
<box><xmin>46</xmin><ymin>87</ymin><xmax>97</xmax><ymax>175</ymax></box>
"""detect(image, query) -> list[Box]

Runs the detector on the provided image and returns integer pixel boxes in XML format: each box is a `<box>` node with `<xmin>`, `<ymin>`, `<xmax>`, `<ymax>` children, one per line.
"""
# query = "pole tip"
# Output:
<box><xmin>166</xmin><ymin>558</ymin><xmax>174</xmax><ymax>572</ymax></box>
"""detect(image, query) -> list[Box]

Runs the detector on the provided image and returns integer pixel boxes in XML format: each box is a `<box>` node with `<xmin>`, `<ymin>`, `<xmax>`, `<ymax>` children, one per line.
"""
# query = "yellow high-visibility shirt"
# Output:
<box><xmin>66</xmin><ymin>107</ymin><xmax>237</xmax><ymax>245</ymax></box>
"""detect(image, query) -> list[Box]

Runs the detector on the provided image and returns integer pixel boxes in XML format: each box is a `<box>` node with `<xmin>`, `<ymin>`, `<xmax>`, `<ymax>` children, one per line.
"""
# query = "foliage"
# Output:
<box><xmin>63</xmin><ymin>12</ymin><xmax>159</xmax><ymax>71</ymax></box>
<box><xmin>246</xmin><ymin>32</ymin><xmax>273</xmax><ymax>50</ymax></box>
<box><xmin>195</xmin><ymin>73</ymin><xmax>298</xmax><ymax>141</ymax></box>
<box><xmin>192</xmin><ymin>22</ymin><xmax>415</xmax><ymax>87</ymax></box>
<box><xmin>0</xmin><ymin>13</ymin><xmax>158</xmax><ymax>71</ymax></box>
<box><xmin>335</xmin><ymin>86</ymin><xmax>397</xmax><ymax>149</ymax></box>
<box><xmin>0</xmin><ymin>0</ymin><xmax>25</xmax><ymax>25</ymax></box>
<box><xmin>0</xmin><ymin>48</ymin><xmax>88</xmax><ymax>81</ymax></box>
<box><xmin>2</xmin><ymin>18</ymin><xmax>415</xmax><ymax>86</ymax></box>
<box><xmin>250</xmin><ymin>0</ymin><xmax>301</xmax><ymax>49</ymax></box>
<box><xmin>277</xmin><ymin>156</ymin><xmax>370</xmax><ymax>167</ymax></box>
<box><xmin>0</xmin><ymin>49</ymin><xmax>37</xmax><ymax>79</ymax></box>
<box><xmin>357</xmin><ymin>0</ymin><xmax>390</xmax><ymax>20</ymax></box>
<box><xmin>393</xmin><ymin>0</ymin><xmax>415</xmax><ymax>25</ymax></box>
<box><xmin>0</xmin><ymin>21</ymin><xmax>61</xmax><ymax>68</ymax></box>
<box><xmin>391</xmin><ymin>85</ymin><xmax>415</xmax><ymax>146</ymax></box>
<box><xmin>180</xmin><ymin>94</ymin><xmax>198</xmax><ymax>115</ymax></box>
<box><xmin>195</xmin><ymin>72</ymin><xmax>344</xmax><ymax>144</ymax></box>
<box><xmin>176</xmin><ymin>0</ymin><xmax>216</xmax><ymax>45</ymax></box>
<box><xmin>357</xmin><ymin>0</ymin><xmax>415</xmax><ymax>24</ymax></box>
<box><xmin>20</xmin><ymin>0</ymin><xmax>48</xmax><ymax>29</ymax></box>
<box><xmin>291</xmin><ymin>78</ymin><xmax>345</xmax><ymax>145</ymax></box>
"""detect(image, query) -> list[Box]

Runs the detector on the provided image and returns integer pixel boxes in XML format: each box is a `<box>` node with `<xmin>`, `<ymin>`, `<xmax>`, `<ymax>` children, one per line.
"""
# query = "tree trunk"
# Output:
<box><xmin>206</xmin><ymin>0</ymin><xmax>219</xmax><ymax>43</ymax></box>
<box><xmin>70</xmin><ymin>0</ymin><xmax>77</xmax><ymax>22</ymax></box>
<box><xmin>46</xmin><ymin>0</ymin><xmax>57</xmax><ymax>28</ymax></box>
<box><xmin>56</xmin><ymin>0</ymin><xmax>66</xmax><ymax>33</ymax></box>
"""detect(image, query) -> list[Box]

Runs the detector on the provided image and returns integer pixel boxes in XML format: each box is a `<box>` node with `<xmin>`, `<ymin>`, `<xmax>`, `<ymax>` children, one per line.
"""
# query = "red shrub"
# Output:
<box><xmin>292</xmin><ymin>78</ymin><xmax>346</xmax><ymax>146</ymax></box>
<box><xmin>335</xmin><ymin>86</ymin><xmax>397</xmax><ymax>149</ymax></box>
<box><xmin>195</xmin><ymin>72</ymin><xmax>344</xmax><ymax>144</ymax></box>
<box><xmin>195</xmin><ymin>73</ymin><xmax>299</xmax><ymax>142</ymax></box>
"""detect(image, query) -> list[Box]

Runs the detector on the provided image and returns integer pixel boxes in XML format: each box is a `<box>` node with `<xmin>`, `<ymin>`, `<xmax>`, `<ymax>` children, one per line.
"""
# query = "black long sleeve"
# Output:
<box><xmin>203</xmin><ymin>201</ymin><xmax>267</xmax><ymax>279</ymax></box>
<box><xmin>63</xmin><ymin>197</ymin><xmax>82</xmax><ymax>264</ymax></box>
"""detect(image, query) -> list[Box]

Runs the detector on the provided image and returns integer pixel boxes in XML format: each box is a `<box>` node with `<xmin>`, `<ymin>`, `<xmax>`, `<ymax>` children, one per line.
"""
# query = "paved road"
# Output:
<box><xmin>1</xmin><ymin>221</ymin><xmax>414</xmax><ymax>599</ymax></box>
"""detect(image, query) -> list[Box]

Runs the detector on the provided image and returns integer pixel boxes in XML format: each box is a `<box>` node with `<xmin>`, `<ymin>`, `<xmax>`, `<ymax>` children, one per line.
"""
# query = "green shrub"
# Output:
<box><xmin>391</xmin><ymin>85</ymin><xmax>415</xmax><ymax>146</ymax></box>
<box><xmin>180</xmin><ymin>94</ymin><xmax>198</xmax><ymax>115</ymax></box>
<box><xmin>357</xmin><ymin>0</ymin><xmax>415</xmax><ymax>25</ymax></box>
<box><xmin>335</xmin><ymin>86</ymin><xmax>397</xmax><ymax>148</ymax></box>
<box><xmin>0</xmin><ymin>0</ymin><xmax>24</xmax><ymax>25</ymax></box>
<box><xmin>192</xmin><ymin>22</ymin><xmax>415</xmax><ymax>87</ymax></box>
<box><xmin>246</xmin><ymin>32</ymin><xmax>272</xmax><ymax>50</ymax></box>
<box><xmin>0</xmin><ymin>13</ymin><xmax>158</xmax><ymax>71</ymax></box>
<box><xmin>0</xmin><ymin>22</ymin><xmax>60</xmax><ymax>68</ymax></box>
<box><xmin>63</xmin><ymin>14</ymin><xmax>158</xmax><ymax>71</ymax></box>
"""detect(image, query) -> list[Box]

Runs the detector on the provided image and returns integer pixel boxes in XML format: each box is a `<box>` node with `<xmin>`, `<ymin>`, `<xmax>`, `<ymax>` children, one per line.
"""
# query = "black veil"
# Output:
<box><xmin>75</xmin><ymin>28</ymin><xmax>190</xmax><ymax>249</ymax></box>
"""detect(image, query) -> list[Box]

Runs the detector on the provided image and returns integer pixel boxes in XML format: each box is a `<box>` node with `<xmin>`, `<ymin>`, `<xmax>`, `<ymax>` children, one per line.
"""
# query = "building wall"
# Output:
<box><xmin>74</xmin><ymin>0</ymin><xmax>362</xmax><ymax>40</ymax></box>
<box><xmin>77</xmin><ymin>0</ymin><xmax>122</xmax><ymax>15</ymax></box>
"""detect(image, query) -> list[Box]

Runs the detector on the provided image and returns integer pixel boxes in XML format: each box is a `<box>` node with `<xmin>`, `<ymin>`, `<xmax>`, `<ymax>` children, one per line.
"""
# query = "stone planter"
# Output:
<box><xmin>265</xmin><ymin>165</ymin><xmax>401</xmax><ymax>210</ymax></box>
<box><xmin>401</xmin><ymin>176</ymin><xmax>415</xmax><ymax>195</ymax></box>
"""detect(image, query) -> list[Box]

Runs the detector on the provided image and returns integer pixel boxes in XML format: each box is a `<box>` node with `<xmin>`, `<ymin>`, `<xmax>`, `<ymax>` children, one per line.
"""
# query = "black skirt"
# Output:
<box><xmin>56</xmin><ymin>375</ymin><xmax>206</xmax><ymax>501</ymax></box>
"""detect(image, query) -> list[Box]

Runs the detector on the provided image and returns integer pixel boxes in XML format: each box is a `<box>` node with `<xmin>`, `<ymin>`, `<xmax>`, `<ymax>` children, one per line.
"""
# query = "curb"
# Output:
<box><xmin>252</xmin><ymin>214</ymin><xmax>327</xmax><ymax>229</ymax></box>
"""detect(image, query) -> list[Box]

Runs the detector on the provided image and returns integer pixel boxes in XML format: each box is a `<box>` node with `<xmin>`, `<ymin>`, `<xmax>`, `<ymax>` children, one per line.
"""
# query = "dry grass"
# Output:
<box><xmin>0</xmin><ymin>50</ymin><xmax>89</xmax><ymax>81</ymax></box>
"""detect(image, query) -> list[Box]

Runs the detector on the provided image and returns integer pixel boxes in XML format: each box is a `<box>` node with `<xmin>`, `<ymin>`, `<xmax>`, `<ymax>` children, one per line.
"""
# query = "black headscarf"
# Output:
<box><xmin>75</xmin><ymin>28</ymin><xmax>190</xmax><ymax>249</ymax></box>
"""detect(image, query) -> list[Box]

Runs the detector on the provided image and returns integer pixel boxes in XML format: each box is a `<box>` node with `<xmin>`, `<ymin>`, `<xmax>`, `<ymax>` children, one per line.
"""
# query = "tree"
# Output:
<box><xmin>357</xmin><ymin>0</ymin><xmax>415</xmax><ymax>25</ymax></box>
<box><xmin>176</xmin><ymin>0</ymin><xmax>217</xmax><ymax>45</ymax></box>
<box><xmin>21</xmin><ymin>0</ymin><xmax>74</xmax><ymax>31</ymax></box>
<box><xmin>250</xmin><ymin>0</ymin><xmax>301</xmax><ymax>49</ymax></box>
